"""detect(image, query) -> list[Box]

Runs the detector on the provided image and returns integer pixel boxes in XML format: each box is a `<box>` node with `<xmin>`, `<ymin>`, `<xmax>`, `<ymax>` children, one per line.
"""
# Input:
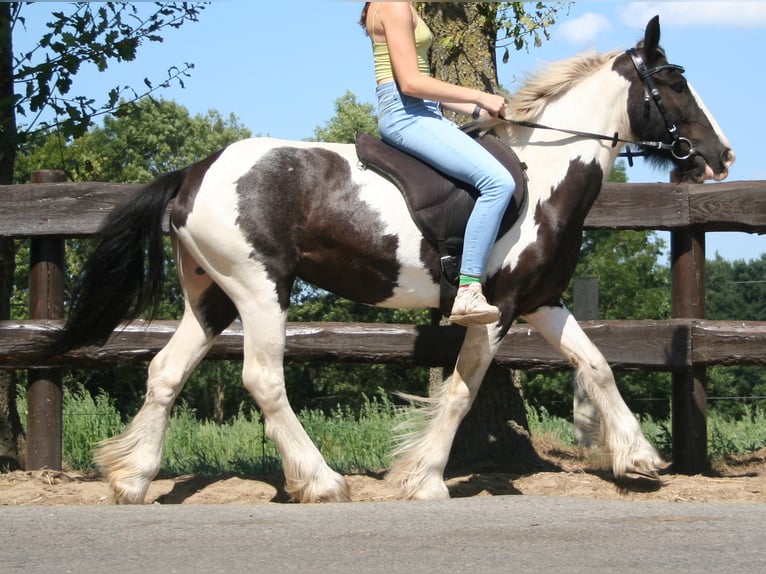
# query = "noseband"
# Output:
<box><xmin>488</xmin><ymin>49</ymin><xmax>696</xmax><ymax>166</ymax></box>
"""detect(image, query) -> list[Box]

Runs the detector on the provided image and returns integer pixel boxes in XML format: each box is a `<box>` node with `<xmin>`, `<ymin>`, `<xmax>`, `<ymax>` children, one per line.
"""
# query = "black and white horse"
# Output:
<box><xmin>48</xmin><ymin>17</ymin><xmax>733</xmax><ymax>503</ymax></box>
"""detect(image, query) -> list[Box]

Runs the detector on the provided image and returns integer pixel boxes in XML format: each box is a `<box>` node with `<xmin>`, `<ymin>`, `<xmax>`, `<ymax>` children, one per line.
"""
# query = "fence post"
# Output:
<box><xmin>26</xmin><ymin>169</ymin><xmax>66</xmax><ymax>470</ymax></box>
<box><xmin>670</xmin><ymin>230</ymin><xmax>708</xmax><ymax>474</ymax></box>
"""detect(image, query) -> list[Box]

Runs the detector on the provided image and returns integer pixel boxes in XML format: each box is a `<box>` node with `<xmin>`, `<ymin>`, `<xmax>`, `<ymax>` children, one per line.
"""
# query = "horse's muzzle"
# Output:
<box><xmin>707</xmin><ymin>148</ymin><xmax>736</xmax><ymax>182</ymax></box>
<box><xmin>673</xmin><ymin>147</ymin><xmax>735</xmax><ymax>183</ymax></box>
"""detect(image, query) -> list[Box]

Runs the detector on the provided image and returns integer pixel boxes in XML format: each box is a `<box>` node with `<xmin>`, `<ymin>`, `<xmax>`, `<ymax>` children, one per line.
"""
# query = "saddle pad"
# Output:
<box><xmin>355</xmin><ymin>131</ymin><xmax>527</xmax><ymax>249</ymax></box>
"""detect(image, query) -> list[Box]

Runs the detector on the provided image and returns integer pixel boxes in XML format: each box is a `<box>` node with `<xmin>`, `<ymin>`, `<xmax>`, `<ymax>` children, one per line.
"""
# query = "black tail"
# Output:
<box><xmin>42</xmin><ymin>169</ymin><xmax>187</xmax><ymax>356</ymax></box>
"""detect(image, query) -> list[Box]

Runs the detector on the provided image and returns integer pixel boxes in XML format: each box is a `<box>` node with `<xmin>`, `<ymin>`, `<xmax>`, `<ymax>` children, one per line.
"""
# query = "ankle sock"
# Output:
<box><xmin>458</xmin><ymin>275</ymin><xmax>481</xmax><ymax>288</ymax></box>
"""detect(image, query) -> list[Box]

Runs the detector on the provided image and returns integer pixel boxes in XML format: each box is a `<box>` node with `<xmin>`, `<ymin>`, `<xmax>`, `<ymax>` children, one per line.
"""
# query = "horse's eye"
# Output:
<box><xmin>671</xmin><ymin>80</ymin><xmax>689</xmax><ymax>94</ymax></box>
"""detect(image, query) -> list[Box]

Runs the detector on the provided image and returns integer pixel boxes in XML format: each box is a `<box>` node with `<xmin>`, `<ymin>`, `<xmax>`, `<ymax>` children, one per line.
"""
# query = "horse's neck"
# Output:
<box><xmin>508</xmin><ymin>65</ymin><xmax>630</xmax><ymax>185</ymax></box>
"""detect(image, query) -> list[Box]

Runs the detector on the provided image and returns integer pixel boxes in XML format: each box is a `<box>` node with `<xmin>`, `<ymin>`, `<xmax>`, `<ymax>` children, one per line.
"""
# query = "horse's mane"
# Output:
<box><xmin>506</xmin><ymin>49</ymin><xmax>621</xmax><ymax>122</ymax></box>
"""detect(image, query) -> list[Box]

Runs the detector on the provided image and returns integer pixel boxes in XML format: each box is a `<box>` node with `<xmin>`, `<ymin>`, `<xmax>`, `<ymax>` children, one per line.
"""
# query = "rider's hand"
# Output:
<box><xmin>478</xmin><ymin>93</ymin><xmax>508</xmax><ymax>119</ymax></box>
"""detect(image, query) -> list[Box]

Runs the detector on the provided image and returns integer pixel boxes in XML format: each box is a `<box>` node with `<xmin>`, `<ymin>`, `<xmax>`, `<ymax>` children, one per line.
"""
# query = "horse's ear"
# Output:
<box><xmin>643</xmin><ymin>15</ymin><xmax>661</xmax><ymax>60</ymax></box>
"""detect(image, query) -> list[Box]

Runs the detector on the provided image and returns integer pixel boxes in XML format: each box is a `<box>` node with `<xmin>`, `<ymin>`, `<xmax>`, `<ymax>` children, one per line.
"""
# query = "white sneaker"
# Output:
<box><xmin>448</xmin><ymin>283</ymin><xmax>500</xmax><ymax>326</ymax></box>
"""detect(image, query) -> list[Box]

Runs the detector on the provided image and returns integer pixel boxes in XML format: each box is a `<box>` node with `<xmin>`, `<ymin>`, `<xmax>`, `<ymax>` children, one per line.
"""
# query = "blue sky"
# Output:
<box><xmin>15</xmin><ymin>1</ymin><xmax>766</xmax><ymax>261</ymax></box>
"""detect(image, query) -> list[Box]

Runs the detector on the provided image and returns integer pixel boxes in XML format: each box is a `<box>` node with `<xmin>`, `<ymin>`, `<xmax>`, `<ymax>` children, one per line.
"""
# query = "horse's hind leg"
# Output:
<box><xmin>96</xmin><ymin>245</ymin><xmax>233</xmax><ymax>504</ymax></box>
<box><xmin>237</xmin><ymin>295</ymin><xmax>350</xmax><ymax>503</ymax></box>
<box><xmin>174</xmin><ymin>212</ymin><xmax>348</xmax><ymax>502</ymax></box>
<box><xmin>523</xmin><ymin>305</ymin><xmax>668</xmax><ymax>479</ymax></box>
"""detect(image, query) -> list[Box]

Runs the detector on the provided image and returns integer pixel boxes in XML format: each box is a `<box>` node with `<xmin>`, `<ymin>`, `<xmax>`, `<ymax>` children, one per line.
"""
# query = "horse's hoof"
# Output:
<box><xmin>410</xmin><ymin>485</ymin><xmax>450</xmax><ymax>501</ymax></box>
<box><xmin>109</xmin><ymin>480</ymin><xmax>149</xmax><ymax>505</ymax></box>
<box><xmin>618</xmin><ymin>454</ymin><xmax>671</xmax><ymax>483</ymax></box>
<box><xmin>626</xmin><ymin>459</ymin><xmax>671</xmax><ymax>481</ymax></box>
<box><xmin>287</xmin><ymin>472</ymin><xmax>351</xmax><ymax>503</ymax></box>
<box><xmin>396</xmin><ymin>476</ymin><xmax>450</xmax><ymax>501</ymax></box>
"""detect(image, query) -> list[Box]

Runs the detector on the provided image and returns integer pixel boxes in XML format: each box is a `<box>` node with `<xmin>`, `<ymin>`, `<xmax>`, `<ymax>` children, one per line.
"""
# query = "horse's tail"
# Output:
<box><xmin>42</xmin><ymin>169</ymin><xmax>187</xmax><ymax>357</ymax></box>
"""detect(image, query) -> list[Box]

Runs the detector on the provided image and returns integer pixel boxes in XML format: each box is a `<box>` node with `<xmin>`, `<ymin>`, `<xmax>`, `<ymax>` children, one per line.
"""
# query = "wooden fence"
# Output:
<box><xmin>2</xmin><ymin>173</ymin><xmax>766</xmax><ymax>474</ymax></box>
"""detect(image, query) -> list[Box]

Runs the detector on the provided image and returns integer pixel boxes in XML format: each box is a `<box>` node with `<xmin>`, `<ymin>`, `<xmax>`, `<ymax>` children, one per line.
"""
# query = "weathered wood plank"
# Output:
<box><xmin>585</xmin><ymin>180</ymin><xmax>766</xmax><ymax>233</ymax></box>
<box><xmin>687</xmin><ymin>182</ymin><xmax>766</xmax><ymax>232</ymax></box>
<box><xmin>4</xmin><ymin>319</ymin><xmax>765</xmax><ymax>370</ymax></box>
<box><xmin>500</xmin><ymin>319</ymin><xmax>693</xmax><ymax>370</ymax></box>
<box><xmin>584</xmin><ymin>181</ymin><xmax>690</xmax><ymax>230</ymax></box>
<box><xmin>0</xmin><ymin>183</ymin><xmax>143</xmax><ymax>237</ymax></box>
<box><xmin>3</xmin><ymin>180</ymin><xmax>766</xmax><ymax>237</ymax></box>
<box><xmin>690</xmin><ymin>320</ymin><xmax>766</xmax><ymax>365</ymax></box>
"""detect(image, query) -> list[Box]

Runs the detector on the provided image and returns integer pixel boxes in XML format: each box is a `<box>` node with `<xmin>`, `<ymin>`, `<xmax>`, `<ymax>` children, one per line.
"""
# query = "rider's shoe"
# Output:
<box><xmin>448</xmin><ymin>283</ymin><xmax>500</xmax><ymax>326</ymax></box>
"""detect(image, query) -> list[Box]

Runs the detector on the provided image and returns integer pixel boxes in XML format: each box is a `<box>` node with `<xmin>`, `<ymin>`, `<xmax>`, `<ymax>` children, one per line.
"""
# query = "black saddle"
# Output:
<box><xmin>355</xmin><ymin>128</ymin><xmax>527</xmax><ymax>315</ymax></box>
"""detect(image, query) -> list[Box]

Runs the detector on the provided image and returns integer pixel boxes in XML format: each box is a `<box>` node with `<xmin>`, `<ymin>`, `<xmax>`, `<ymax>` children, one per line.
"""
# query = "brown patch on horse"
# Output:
<box><xmin>489</xmin><ymin>158</ymin><xmax>604</xmax><ymax>330</ymax></box>
<box><xmin>198</xmin><ymin>282</ymin><xmax>239</xmax><ymax>337</ymax></box>
<box><xmin>234</xmin><ymin>146</ymin><xmax>402</xmax><ymax>309</ymax></box>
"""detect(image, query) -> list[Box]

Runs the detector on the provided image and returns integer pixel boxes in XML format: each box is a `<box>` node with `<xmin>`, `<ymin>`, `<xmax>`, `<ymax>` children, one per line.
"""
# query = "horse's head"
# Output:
<box><xmin>618</xmin><ymin>16</ymin><xmax>735</xmax><ymax>183</ymax></box>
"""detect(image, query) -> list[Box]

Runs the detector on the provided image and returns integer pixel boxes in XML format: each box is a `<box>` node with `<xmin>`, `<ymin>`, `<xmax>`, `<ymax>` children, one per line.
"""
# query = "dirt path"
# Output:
<box><xmin>2</xmin><ymin>446</ymin><xmax>765</xmax><ymax>506</ymax></box>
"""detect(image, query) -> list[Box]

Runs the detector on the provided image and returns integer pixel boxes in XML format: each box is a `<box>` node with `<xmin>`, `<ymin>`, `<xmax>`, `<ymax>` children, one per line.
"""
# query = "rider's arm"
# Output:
<box><xmin>378</xmin><ymin>3</ymin><xmax>505</xmax><ymax>116</ymax></box>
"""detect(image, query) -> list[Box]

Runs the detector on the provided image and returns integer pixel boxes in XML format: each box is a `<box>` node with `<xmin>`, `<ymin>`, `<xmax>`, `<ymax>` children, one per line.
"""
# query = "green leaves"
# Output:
<box><xmin>496</xmin><ymin>1</ymin><xmax>569</xmax><ymax>62</ymax></box>
<box><xmin>311</xmin><ymin>91</ymin><xmax>378</xmax><ymax>144</ymax></box>
<box><xmin>10</xmin><ymin>2</ymin><xmax>208</xmax><ymax>142</ymax></box>
<box><xmin>15</xmin><ymin>98</ymin><xmax>251</xmax><ymax>184</ymax></box>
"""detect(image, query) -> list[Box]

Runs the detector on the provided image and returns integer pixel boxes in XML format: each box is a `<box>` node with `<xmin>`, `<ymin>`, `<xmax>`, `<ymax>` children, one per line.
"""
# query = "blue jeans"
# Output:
<box><xmin>376</xmin><ymin>81</ymin><xmax>515</xmax><ymax>278</ymax></box>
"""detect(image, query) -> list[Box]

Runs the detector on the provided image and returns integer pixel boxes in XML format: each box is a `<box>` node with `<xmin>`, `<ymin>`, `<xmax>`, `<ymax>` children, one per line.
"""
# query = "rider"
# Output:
<box><xmin>360</xmin><ymin>2</ymin><xmax>515</xmax><ymax>326</ymax></box>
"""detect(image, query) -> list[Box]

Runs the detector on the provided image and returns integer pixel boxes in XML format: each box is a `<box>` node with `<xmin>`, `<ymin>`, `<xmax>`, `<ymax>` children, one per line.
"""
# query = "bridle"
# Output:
<box><xmin>625</xmin><ymin>48</ymin><xmax>693</xmax><ymax>163</ymax></box>
<box><xmin>493</xmin><ymin>48</ymin><xmax>696</xmax><ymax>167</ymax></box>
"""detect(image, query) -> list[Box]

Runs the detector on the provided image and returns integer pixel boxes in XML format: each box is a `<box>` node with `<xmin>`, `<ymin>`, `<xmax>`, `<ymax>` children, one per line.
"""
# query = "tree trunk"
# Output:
<box><xmin>420</xmin><ymin>2</ymin><xmax>499</xmax><ymax>121</ymax></box>
<box><xmin>422</xmin><ymin>4</ymin><xmax>540</xmax><ymax>473</ymax></box>
<box><xmin>447</xmin><ymin>366</ymin><xmax>545</xmax><ymax>475</ymax></box>
<box><xmin>0</xmin><ymin>3</ymin><xmax>23</xmax><ymax>470</ymax></box>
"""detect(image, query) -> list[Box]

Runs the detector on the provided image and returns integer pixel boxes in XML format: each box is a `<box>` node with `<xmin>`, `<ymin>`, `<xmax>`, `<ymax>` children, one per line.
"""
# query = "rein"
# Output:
<box><xmin>495</xmin><ymin>49</ymin><xmax>694</xmax><ymax>167</ymax></box>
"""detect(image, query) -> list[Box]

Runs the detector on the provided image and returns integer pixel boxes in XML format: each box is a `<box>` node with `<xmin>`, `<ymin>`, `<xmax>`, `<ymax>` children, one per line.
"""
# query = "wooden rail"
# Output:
<box><xmin>2</xmin><ymin>180</ymin><xmax>766</xmax><ymax>237</ymax></box>
<box><xmin>3</xmin><ymin>319</ymin><xmax>766</xmax><ymax>370</ymax></box>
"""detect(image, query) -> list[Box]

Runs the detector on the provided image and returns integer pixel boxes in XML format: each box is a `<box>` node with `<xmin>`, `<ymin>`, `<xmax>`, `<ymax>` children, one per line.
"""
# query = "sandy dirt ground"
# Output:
<box><xmin>2</xmin><ymin>444</ymin><xmax>765</xmax><ymax>506</ymax></box>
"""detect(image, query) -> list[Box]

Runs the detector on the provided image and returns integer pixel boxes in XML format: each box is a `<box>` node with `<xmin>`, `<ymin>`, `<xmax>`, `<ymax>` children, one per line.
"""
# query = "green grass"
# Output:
<box><xmin>160</xmin><ymin>394</ymin><xmax>401</xmax><ymax>475</ymax></box>
<box><xmin>525</xmin><ymin>403</ymin><xmax>766</xmax><ymax>462</ymax></box>
<box><xmin>17</xmin><ymin>386</ymin><xmax>403</xmax><ymax>475</ymax></box>
<box><xmin>15</xmin><ymin>387</ymin><xmax>766</xmax><ymax>475</ymax></box>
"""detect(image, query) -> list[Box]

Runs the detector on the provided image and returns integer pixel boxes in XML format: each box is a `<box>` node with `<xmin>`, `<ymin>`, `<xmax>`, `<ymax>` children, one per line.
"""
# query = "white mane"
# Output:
<box><xmin>507</xmin><ymin>50</ymin><xmax>621</xmax><ymax>122</ymax></box>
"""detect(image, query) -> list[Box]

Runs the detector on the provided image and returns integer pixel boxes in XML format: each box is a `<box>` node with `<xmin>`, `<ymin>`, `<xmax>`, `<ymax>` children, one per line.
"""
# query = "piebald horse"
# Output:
<box><xmin>47</xmin><ymin>17</ymin><xmax>733</xmax><ymax>503</ymax></box>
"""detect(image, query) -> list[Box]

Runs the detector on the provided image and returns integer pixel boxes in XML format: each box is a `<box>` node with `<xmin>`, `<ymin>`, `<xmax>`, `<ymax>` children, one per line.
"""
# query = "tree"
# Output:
<box><xmin>312</xmin><ymin>90</ymin><xmax>378</xmax><ymax>143</ymax></box>
<box><xmin>422</xmin><ymin>2</ymin><xmax>567</xmax><ymax>122</ymax></box>
<box><xmin>16</xmin><ymin>98</ymin><xmax>250</xmax><ymax>184</ymax></box>
<box><xmin>705</xmin><ymin>254</ymin><xmax>766</xmax><ymax>418</ymax></box>
<box><xmin>1</xmin><ymin>3</ymin><xmax>207</xmax><ymax>468</ymax></box>
<box><xmin>0</xmin><ymin>2</ymin><xmax>21</xmax><ymax>470</ymax></box>
<box><xmin>707</xmin><ymin>254</ymin><xmax>766</xmax><ymax>322</ymax></box>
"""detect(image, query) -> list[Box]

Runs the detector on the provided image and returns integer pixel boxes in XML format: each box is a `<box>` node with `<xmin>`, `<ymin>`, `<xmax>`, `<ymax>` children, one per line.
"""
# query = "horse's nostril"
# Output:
<box><xmin>724</xmin><ymin>149</ymin><xmax>736</xmax><ymax>167</ymax></box>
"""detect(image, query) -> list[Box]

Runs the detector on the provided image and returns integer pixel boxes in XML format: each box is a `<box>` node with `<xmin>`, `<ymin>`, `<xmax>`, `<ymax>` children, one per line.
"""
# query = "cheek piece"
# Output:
<box><xmin>626</xmin><ymin>48</ymin><xmax>694</xmax><ymax>162</ymax></box>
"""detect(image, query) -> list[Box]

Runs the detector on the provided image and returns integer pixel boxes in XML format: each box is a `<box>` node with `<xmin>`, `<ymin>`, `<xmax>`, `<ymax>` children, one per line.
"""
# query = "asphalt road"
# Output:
<box><xmin>3</xmin><ymin>495</ymin><xmax>765</xmax><ymax>573</ymax></box>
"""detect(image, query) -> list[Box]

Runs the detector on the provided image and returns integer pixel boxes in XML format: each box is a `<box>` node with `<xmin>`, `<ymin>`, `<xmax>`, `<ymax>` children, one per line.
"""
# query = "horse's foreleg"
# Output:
<box><xmin>387</xmin><ymin>324</ymin><xmax>500</xmax><ymax>500</ymax></box>
<box><xmin>239</xmin><ymin>304</ymin><xmax>350</xmax><ymax>503</ymax></box>
<box><xmin>523</xmin><ymin>305</ymin><xmax>668</xmax><ymax>479</ymax></box>
<box><xmin>95</xmin><ymin>307</ymin><xmax>215</xmax><ymax>503</ymax></box>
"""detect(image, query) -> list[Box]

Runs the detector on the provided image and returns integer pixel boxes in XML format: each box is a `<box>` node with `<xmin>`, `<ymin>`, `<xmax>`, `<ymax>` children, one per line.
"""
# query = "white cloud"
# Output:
<box><xmin>621</xmin><ymin>2</ymin><xmax>766</xmax><ymax>28</ymax></box>
<box><xmin>558</xmin><ymin>13</ymin><xmax>613</xmax><ymax>45</ymax></box>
